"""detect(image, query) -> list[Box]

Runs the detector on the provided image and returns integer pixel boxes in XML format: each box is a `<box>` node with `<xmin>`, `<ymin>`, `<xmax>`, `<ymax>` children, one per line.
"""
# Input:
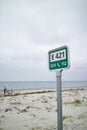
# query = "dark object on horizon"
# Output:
<box><xmin>4</xmin><ymin>86</ymin><xmax>7</xmax><ymax>95</ymax></box>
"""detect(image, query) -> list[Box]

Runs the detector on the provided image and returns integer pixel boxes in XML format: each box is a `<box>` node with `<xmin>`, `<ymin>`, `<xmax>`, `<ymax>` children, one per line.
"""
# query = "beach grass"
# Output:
<box><xmin>64</xmin><ymin>99</ymin><xmax>82</xmax><ymax>106</ymax></box>
<box><xmin>63</xmin><ymin>115</ymin><xmax>73</xmax><ymax>121</ymax></box>
<box><xmin>2</xmin><ymin>90</ymin><xmax>56</xmax><ymax>97</ymax></box>
<box><xmin>21</xmin><ymin>108</ymin><xmax>28</xmax><ymax>112</ymax></box>
<box><xmin>0</xmin><ymin>128</ymin><xmax>3</xmax><ymax>130</ymax></box>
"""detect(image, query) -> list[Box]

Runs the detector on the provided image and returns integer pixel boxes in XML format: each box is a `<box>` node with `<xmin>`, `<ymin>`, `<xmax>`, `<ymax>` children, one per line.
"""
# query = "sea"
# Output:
<box><xmin>0</xmin><ymin>81</ymin><xmax>87</xmax><ymax>91</ymax></box>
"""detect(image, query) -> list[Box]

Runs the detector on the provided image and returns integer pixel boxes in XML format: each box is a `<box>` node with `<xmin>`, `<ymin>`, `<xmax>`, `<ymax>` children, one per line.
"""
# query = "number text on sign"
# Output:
<box><xmin>50</xmin><ymin>50</ymin><xmax>66</xmax><ymax>62</ymax></box>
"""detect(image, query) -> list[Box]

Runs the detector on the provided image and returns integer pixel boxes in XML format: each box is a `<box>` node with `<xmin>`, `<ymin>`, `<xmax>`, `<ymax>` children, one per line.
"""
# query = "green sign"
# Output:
<box><xmin>48</xmin><ymin>46</ymin><xmax>70</xmax><ymax>71</ymax></box>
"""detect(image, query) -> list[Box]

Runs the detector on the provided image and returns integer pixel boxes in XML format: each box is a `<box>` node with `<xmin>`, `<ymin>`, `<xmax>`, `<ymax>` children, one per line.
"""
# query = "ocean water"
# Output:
<box><xmin>0</xmin><ymin>81</ymin><xmax>87</xmax><ymax>91</ymax></box>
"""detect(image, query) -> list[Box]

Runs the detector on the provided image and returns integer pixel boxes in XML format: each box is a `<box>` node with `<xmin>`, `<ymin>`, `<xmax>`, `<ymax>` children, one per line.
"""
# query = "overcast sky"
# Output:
<box><xmin>0</xmin><ymin>0</ymin><xmax>87</xmax><ymax>81</ymax></box>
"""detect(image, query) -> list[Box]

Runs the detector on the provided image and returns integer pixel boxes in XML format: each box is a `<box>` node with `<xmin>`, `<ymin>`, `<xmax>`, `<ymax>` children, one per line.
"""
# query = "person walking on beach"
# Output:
<box><xmin>4</xmin><ymin>86</ymin><xmax>7</xmax><ymax>95</ymax></box>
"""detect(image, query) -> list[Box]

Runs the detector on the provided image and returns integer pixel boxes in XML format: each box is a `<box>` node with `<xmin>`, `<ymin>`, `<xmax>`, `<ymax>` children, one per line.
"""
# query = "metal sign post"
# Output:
<box><xmin>48</xmin><ymin>45</ymin><xmax>70</xmax><ymax>130</ymax></box>
<box><xmin>56</xmin><ymin>70</ymin><xmax>63</xmax><ymax>130</ymax></box>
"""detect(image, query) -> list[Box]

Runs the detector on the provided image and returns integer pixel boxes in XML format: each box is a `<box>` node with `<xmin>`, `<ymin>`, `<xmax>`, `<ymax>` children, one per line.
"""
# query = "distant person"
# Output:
<box><xmin>4</xmin><ymin>86</ymin><xmax>7</xmax><ymax>95</ymax></box>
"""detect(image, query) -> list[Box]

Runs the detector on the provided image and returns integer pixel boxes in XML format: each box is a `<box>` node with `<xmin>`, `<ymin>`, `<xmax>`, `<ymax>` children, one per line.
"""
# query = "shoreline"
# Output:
<box><xmin>0</xmin><ymin>86</ymin><xmax>87</xmax><ymax>93</ymax></box>
<box><xmin>0</xmin><ymin>87</ymin><xmax>87</xmax><ymax>96</ymax></box>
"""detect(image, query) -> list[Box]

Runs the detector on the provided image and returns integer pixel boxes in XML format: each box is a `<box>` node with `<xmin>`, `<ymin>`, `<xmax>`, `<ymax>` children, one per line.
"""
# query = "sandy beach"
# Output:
<box><xmin>0</xmin><ymin>88</ymin><xmax>87</xmax><ymax>130</ymax></box>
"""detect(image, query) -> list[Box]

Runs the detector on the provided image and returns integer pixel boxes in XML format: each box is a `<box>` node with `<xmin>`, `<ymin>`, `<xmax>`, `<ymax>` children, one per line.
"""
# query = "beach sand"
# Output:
<box><xmin>0</xmin><ymin>88</ymin><xmax>87</xmax><ymax>130</ymax></box>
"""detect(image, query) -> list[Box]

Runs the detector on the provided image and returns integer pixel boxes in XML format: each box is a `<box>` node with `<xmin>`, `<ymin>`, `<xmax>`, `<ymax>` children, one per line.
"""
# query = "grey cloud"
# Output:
<box><xmin>0</xmin><ymin>0</ymin><xmax>87</xmax><ymax>81</ymax></box>
<box><xmin>1</xmin><ymin>0</ymin><xmax>86</xmax><ymax>45</ymax></box>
